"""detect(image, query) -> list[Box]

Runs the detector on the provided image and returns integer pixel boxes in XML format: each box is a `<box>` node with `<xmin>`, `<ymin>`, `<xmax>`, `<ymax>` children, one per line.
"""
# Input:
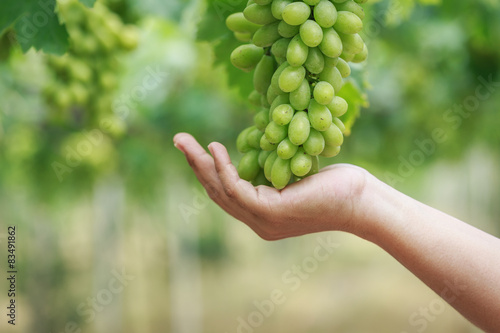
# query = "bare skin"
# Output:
<box><xmin>173</xmin><ymin>132</ymin><xmax>500</xmax><ymax>332</ymax></box>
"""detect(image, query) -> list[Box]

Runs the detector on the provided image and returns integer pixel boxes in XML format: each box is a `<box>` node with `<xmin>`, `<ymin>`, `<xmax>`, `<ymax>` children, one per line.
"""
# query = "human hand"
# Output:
<box><xmin>173</xmin><ymin>133</ymin><xmax>372</xmax><ymax>240</ymax></box>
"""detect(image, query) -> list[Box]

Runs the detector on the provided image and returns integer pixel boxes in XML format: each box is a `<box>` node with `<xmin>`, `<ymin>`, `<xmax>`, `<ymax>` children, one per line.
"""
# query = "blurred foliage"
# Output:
<box><xmin>0</xmin><ymin>1</ymin><xmax>499</xmax><ymax>332</ymax></box>
<box><xmin>0</xmin><ymin>0</ymin><xmax>498</xmax><ymax>198</ymax></box>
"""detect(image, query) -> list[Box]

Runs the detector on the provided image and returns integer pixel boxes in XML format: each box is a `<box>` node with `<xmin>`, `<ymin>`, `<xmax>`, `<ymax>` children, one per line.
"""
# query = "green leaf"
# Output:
<box><xmin>197</xmin><ymin>0</ymin><xmax>252</xmax><ymax>99</ymax></box>
<box><xmin>78</xmin><ymin>0</ymin><xmax>97</xmax><ymax>7</ymax></box>
<box><xmin>337</xmin><ymin>80</ymin><xmax>369</xmax><ymax>136</ymax></box>
<box><xmin>14</xmin><ymin>10</ymin><xmax>68</xmax><ymax>54</ymax></box>
<box><xmin>0</xmin><ymin>1</ymin><xmax>29</xmax><ymax>34</ymax></box>
<box><xmin>0</xmin><ymin>0</ymin><xmax>69</xmax><ymax>54</ymax></box>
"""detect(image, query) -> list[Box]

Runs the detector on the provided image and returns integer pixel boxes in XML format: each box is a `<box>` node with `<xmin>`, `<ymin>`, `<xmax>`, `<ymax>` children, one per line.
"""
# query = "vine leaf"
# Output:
<box><xmin>0</xmin><ymin>0</ymin><xmax>95</xmax><ymax>55</ymax></box>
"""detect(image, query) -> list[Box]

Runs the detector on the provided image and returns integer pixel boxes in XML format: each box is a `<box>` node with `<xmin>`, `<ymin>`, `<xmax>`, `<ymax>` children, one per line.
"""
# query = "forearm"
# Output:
<box><xmin>355</xmin><ymin>175</ymin><xmax>500</xmax><ymax>332</ymax></box>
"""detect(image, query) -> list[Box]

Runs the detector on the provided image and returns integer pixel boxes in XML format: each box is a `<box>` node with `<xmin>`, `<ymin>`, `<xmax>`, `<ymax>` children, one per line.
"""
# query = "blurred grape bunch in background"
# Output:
<box><xmin>0</xmin><ymin>0</ymin><xmax>499</xmax><ymax>332</ymax></box>
<box><xmin>44</xmin><ymin>0</ymin><xmax>138</xmax><ymax>128</ymax></box>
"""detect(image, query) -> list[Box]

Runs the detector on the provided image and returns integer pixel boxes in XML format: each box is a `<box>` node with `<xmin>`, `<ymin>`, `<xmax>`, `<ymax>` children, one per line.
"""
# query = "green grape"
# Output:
<box><xmin>340</xmin><ymin>51</ymin><xmax>355</xmax><ymax>62</ymax></box>
<box><xmin>238</xmin><ymin>150</ymin><xmax>261</xmax><ymax>181</ymax></box>
<box><xmin>324</xmin><ymin>55</ymin><xmax>339</xmax><ymax>67</ymax></box>
<box><xmin>279</xmin><ymin>65</ymin><xmax>306</xmax><ymax>93</ymax></box>
<box><xmin>264</xmin><ymin>151</ymin><xmax>279</xmax><ymax>181</ymax></box>
<box><xmin>352</xmin><ymin>43</ymin><xmax>368</xmax><ymax>63</ymax></box>
<box><xmin>271</xmin><ymin>157</ymin><xmax>292</xmax><ymax>190</ymax></box>
<box><xmin>271</xmin><ymin>0</ymin><xmax>292</xmax><ymax>20</ymax></box>
<box><xmin>254</xmin><ymin>109</ymin><xmax>270</xmax><ymax>131</ymax></box>
<box><xmin>270</xmin><ymin>94</ymin><xmax>290</xmax><ymax>116</ymax></box>
<box><xmin>69</xmin><ymin>82</ymin><xmax>89</xmax><ymax>104</ymax></box>
<box><xmin>235</xmin><ymin>31</ymin><xmax>253</xmax><ymax>42</ymax></box>
<box><xmin>286</xmin><ymin>35</ymin><xmax>309</xmax><ymax>67</ymax></box>
<box><xmin>313</xmin><ymin>81</ymin><xmax>335</xmax><ymax>105</ymax></box>
<box><xmin>290</xmin><ymin>148</ymin><xmax>313</xmax><ymax>177</ymax></box>
<box><xmin>321</xmin><ymin>123</ymin><xmax>344</xmax><ymax>147</ymax></box>
<box><xmin>288</xmin><ymin>111</ymin><xmax>310</xmax><ymax>145</ymax></box>
<box><xmin>334</xmin><ymin>11</ymin><xmax>363</xmax><ymax>35</ymax></box>
<box><xmin>253</xmin><ymin>22</ymin><xmax>281</xmax><ymax>47</ymax></box>
<box><xmin>303</xmin><ymin>0</ymin><xmax>321</xmax><ymax>5</ymax></box>
<box><xmin>267</xmin><ymin>85</ymin><xmax>279</xmax><ymax>104</ymax></box>
<box><xmin>314</xmin><ymin>0</ymin><xmax>338</xmax><ymax>28</ymax></box>
<box><xmin>253</xmin><ymin>171</ymin><xmax>272</xmax><ymax>187</ymax></box>
<box><xmin>319</xmin><ymin>65</ymin><xmax>343</xmax><ymax>93</ymax></box>
<box><xmin>300</xmin><ymin>20</ymin><xmax>324</xmax><ymax>48</ymax></box>
<box><xmin>339</xmin><ymin>32</ymin><xmax>364</xmax><ymax>55</ymax></box>
<box><xmin>260</xmin><ymin>134</ymin><xmax>278</xmax><ymax>151</ymax></box>
<box><xmin>244</xmin><ymin>4</ymin><xmax>277</xmax><ymax>25</ymax></box>
<box><xmin>303</xmin><ymin>129</ymin><xmax>325</xmax><ymax>156</ymax></box>
<box><xmin>275</xmin><ymin>56</ymin><xmax>286</xmax><ymax>65</ymax></box>
<box><xmin>237</xmin><ymin>127</ymin><xmax>254</xmax><ymax>153</ymax></box>
<box><xmin>282</xmin><ymin>2</ymin><xmax>311</xmax><ymax>26</ymax></box>
<box><xmin>99</xmin><ymin>71</ymin><xmax>117</xmax><ymax>90</ymax></box>
<box><xmin>270</xmin><ymin>61</ymin><xmax>290</xmax><ymax>95</ymax></box>
<box><xmin>336</xmin><ymin>57</ymin><xmax>351</xmax><ymax>78</ymax></box>
<box><xmin>54</xmin><ymin>89</ymin><xmax>73</xmax><ymax>109</ymax></box>
<box><xmin>271</xmin><ymin>38</ymin><xmax>291</xmax><ymax>60</ymax></box>
<box><xmin>320</xmin><ymin>145</ymin><xmax>341</xmax><ymax>157</ymax></box>
<box><xmin>290</xmin><ymin>78</ymin><xmax>311</xmax><ymax>111</ymax></box>
<box><xmin>308</xmin><ymin>99</ymin><xmax>333</xmax><ymax>131</ymax></box>
<box><xmin>306</xmin><ymin>155</ymin><xmax>320</xmax><ymax>177</ymax></box>
<box><xmin>260</xmin><ymin>93</ymin><xmax>270</xmax><ymax>107</ymax></box>
<box><xmin>249</xmin><ymin>90</ymin><xmax>262</xmax><ymax>106</ymax></box>
<box><xmin>272</xmin><ymin>104</ymin><xmax>294</xmax><ymax>126</ymax></box>
<box><xmin>230</xmin><ymin>44</ymin><xmax>265</xmax><ymax>72</ymax></box>
<box><xmin>265</xmin><ymin>121</ymin><xmax>288</xmax><ymax>144</ymax></box>
<box><xmin>319</xmin><ymin>28</ymin><xmax>343</xmax><ymax>58</ymax></box>
<box><xmin>278</xmin><ymin>21</ymin><xmax>300</xmax><ymax>38</ymax></box>
<box><xmin>277</xmin><ymin>138</ymin><xmax>299</xmax><ymax>159</ymax></box>
<box><xmin>333</xmin><ymin>117</ymin><xmax>346</xmax><ymax>133</ymax></box>
<box><xmin>335</xmin><ymin>0</ymin><xmax>365</xmax><ymax>20</ymax></box>
<box><xmin>254</xmin><ymin>0</ymin><xmax>272</xmax><ymax>5</ymax></box>
<box><xmin>226</xmin><ymin>12</ymin><xmax>261</xmax><ymax>33</ymax></box>
<box><xmin>327</xmin><ymin>96</ymin><xmax>348</xmax><ymax>117</ymax></box>
<box><xmin>69</xmin><ymin>59</ymin><xmax>92</xmax><ymax>82</ymax></box>
<box><xmin>247</xmin><ymin>127</ymin><xmax>264</xmax><ymax>149</ymax></box>
<box><xmin>254</xmin><ymin>55</ymin><xmax>276</xmax><ymax>95</ymax></box>
<box><xmin>304</xmin><ymin>47</ymin><xmax>325</xmax><ymax>74</ymax></box>
<box><xmin>258</xmin><ymin>150</ymin><xmax>273</xmax><ymax>168</ymax></box>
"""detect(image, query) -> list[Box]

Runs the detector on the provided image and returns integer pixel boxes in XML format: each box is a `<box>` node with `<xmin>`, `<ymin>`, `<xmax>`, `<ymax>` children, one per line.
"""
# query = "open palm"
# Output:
<box><xmin>174</xmin><ymin>133</ymin><xmax>370</xmax><ymax>240</ymax></box>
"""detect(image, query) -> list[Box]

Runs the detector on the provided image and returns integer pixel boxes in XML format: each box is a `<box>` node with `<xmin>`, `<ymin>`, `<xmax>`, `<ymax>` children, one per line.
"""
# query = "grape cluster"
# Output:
<box><xmin>227</xmin><ymin>0</ymin><xmax>368</xmax><ymax>189</ymax></box>
<box><xmin>43</xmin><ymin>0</ymin><xmax>138</xmax><ymax>126</ymax></box>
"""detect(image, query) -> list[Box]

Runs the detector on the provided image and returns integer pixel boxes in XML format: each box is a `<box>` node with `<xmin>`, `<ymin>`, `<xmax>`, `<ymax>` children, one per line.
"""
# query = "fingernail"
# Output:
<box><xmin>174</xmin><ymin>141</ymin><xmax>185</xmax><ymax>154</ymax></box>
<box><xmin>207</xmin><ymin>143</ymin><xmax>215</xmax><ymax>155</ymax></box>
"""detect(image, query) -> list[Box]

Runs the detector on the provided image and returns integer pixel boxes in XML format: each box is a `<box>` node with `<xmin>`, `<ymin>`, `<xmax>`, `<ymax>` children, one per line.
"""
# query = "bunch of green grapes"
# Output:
<box><xmin>227</xmin><ymin>0</ymin><xmax>368</xmax><ymax>189</ymax></box>
<box><xmin>43</xmin><ymin>0</ymin><xmax>138</xmax><ymax>127</ymax></box>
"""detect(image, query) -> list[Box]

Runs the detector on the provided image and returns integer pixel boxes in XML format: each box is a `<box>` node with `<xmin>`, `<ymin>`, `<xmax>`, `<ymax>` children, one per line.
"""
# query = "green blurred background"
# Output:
<box><xmin>0</xmin><ymin>0</ymin><xmax>499</xmax><ymax>332</ymax></box>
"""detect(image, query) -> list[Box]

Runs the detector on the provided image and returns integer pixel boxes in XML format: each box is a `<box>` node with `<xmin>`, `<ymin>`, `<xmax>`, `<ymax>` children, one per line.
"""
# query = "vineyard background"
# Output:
<box><xmin>0</xmin><ymin>0</ymin><xmax>499</xmax><ymax>332</ymax></box>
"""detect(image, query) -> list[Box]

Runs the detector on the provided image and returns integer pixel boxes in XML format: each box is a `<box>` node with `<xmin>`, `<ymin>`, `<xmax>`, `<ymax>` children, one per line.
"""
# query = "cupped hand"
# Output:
<box><xmin>173</xmin><ymin>133</ymin><xmax>371</xmax><ymax>240</ymax></box>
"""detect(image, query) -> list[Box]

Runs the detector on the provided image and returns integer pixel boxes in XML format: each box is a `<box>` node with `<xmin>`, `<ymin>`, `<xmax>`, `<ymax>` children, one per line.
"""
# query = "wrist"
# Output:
<box><xmin>350</xmin><ymin>172</ymin><xmax>408</xmax><ymax>245</ymax></box>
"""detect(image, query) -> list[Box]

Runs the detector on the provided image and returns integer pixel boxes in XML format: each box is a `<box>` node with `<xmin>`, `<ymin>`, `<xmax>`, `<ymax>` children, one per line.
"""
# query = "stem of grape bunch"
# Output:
<box><xmin>226</xmin><ymin>0</ymin><xmax>368</xmax><ymax>189</ymax></box>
